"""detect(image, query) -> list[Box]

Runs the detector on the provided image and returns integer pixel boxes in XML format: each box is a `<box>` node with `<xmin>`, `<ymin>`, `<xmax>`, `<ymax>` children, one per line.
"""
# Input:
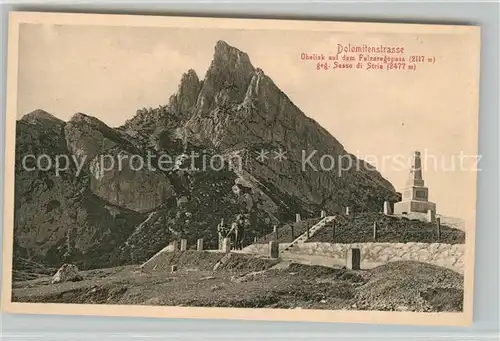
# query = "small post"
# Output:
<box><xmin>273</xmin><ymin>225</ymin><xmax>278</xmax><ymax>242</ymax></box>
<box><xmin>269</xmin><ymin>240</ymin><xmax>279</xmax><ymax>259</ymax></box>
<box><xmin>436</xmin><ymin>217</ymin><xmax>441</xmax><ymax>241</ymax></box>
<box><xmin>197</xmin><ymin>238</ymin><xmax>204</xmax><ymax>251</ymax></box>
<box><xmin>180</xmin><ymin>239</ymin><xmax>187</xmax><ymax>251</ymax></box>
<box><xmin>332</xmin><ymin>219</ymin><xmax>336</xmax><ymax>241</ymax></box>
<box><xmin>427</xmin><ymin>209</ymin><xmax>436</xmax><ymax>222</ymax></box>
<box><xmin>320</xmin><ymin>210</ymin><xmax>326</xmax><ymax>218</ymax></box>
<box><xmin>222</xmin><ymin>237</ymin><xmax>231</xmax><ymax>253</ymax></box>
<box><xmin>171</xmin><ymin>265</ymin><xmax>177</xmax><ymax>273</ymax></box>
<box><xmin>295</xmin><ymin>213</ymin><xmax>301</xmax><ymax>223</ymax></box>
<box><xmin>345</xmin><ymin>207</ymin><xmax>350</xmax><ymax>215</ymax></box>
<box><xmin>373</xmin><ymin>221</ymin><xmax>378</xmax><ymax>241</ymax></box>
<box><xmin>170</xmin><ymin>240</ymin><xmax>178</xmax><ymax>251</ymax></box>
<box><xmin>346</xmin><ymin>248</ymin><xmax>361</xmax><ymax>270</ymax></box>
<box><xmin>383</xmin><ymin>201</ymin><xmax>392</xmax><ymax>215</ymax></box>
<box><xmin>253</xmin><ymin>236</ymin><xmax>257</xmax><ymax>243</ymax></box>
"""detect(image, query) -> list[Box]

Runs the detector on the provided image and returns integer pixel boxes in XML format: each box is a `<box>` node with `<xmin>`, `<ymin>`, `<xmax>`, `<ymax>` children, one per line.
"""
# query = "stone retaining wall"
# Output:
<box><xmin>243</xmin><ymin>242</ymin><xmax>465</xmax><ymax>274</ymax></box>
<box><xmin>242</xmin><ymin>243</ymin><xmax>289</xmax><ymax>254</ymax></box>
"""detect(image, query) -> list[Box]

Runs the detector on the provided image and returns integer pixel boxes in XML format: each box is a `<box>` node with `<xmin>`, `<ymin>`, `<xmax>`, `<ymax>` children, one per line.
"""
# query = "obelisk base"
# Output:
<box><xmin>394</xmin><ymin>200</ymin><xmax>436</xmax><ymax>215</ymax></box>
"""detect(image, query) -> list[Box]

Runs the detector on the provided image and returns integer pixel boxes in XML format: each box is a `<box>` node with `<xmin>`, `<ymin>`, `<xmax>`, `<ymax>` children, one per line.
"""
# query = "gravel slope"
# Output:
<box><xmin>12</xmin><ymin>252</ymin><xmax>463</xmax><ymax>312</ymax></box>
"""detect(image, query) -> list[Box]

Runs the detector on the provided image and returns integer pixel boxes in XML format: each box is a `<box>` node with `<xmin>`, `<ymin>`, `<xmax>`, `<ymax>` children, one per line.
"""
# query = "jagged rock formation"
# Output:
<box><xmin>185</xmin><ymin>41</ymin><xmax>396</xmax><ymax>214</ymax></box>
<box><xmin>13</xmin><ymin>41</ymin><xmax>398</xmax><ymax>272</ymax></box>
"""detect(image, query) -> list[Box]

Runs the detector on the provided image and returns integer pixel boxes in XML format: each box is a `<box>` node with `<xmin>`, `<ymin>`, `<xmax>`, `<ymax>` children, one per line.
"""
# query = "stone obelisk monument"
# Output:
<box><xmin>394</xmin><ymin>151</ymin><xmax>436</xmax><ymax>216</ymax></box>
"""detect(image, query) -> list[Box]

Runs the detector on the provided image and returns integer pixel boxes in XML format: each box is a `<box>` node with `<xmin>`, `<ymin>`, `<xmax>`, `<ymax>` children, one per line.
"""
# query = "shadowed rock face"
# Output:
<box><xmin>63</xmin><ymin>112</ymin><xmax>177</xmax><ymax>213</ymax></box>
<box><xmin>13</xmin><ymin>41</ymin><xmax>398</xmax><ymax>271</ymax></box>
<box><xmin>88</xmin><ymin>148</ymin><xmax>176</xmax><ymax>213</ymax></box>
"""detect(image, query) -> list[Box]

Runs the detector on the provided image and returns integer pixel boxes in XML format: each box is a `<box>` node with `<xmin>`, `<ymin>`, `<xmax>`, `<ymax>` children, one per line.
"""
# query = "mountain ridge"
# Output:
<box><xmin>13</xmin><ymin>40</ymin><xmax>399</xmax><ymax>271</ymax></box>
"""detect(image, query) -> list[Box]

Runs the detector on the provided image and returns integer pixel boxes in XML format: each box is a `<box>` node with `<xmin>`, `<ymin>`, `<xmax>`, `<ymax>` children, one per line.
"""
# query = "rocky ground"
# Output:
<box><xmin>12</xmin><ymin>251</ymin><xmax>464</xmax><ymax>312</ymax></box>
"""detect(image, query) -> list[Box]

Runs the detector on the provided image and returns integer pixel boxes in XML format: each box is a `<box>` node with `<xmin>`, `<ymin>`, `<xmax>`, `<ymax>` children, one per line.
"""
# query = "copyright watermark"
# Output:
<box><xmin>20</xmin><ymin>148</ymin><xmax>482</xmax><ymax>177</ymax></box>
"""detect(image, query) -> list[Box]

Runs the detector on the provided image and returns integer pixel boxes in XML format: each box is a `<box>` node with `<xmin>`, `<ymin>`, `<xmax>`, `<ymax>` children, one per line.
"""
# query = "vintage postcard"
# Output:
<box><xmin>2</xmin><ymin>12</ymin><xmax>480</xmax><ymax>326</ymax></box>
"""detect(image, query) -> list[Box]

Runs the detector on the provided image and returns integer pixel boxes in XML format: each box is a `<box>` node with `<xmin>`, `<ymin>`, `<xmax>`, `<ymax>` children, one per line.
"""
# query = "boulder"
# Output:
<box><xmin>52</xmin><ymin>264</ymin><xmax>83</xmax><ymax>284</ymax></box>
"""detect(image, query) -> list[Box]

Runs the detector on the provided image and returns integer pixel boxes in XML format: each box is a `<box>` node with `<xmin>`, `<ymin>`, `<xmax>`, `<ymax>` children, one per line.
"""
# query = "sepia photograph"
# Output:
<box><xmin>2</xmin><ymin>12</ymin><xmax>480</xmax><ymax>326</ymax></box>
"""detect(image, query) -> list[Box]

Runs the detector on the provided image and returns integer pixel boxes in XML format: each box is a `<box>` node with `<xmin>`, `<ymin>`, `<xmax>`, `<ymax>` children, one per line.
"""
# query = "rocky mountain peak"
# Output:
<box><xmin>210</xmin><ymin>40</ymin><xmax>255</xmax><ymax>81</ymax></box>
<box><xmin>179</xmin><ymin>69</ymin><xmax>200</xmax><ymax>85</ymax></box>
<box><xmin>68</xmin><ymin>112</ymin><xmax>119</xmax><ymax>137</ymax></box>
<box><xmin>213</xmin><ymin>40</ymin><xmax>254</xmax><ymax>69</ymax></box>
<box><xmin>20</xmin><ymin>109</ymin><xmax>64</xmax><ymax>126</ymax></box>
<box><xmin>68</xmin><ymin>112</ymin><xmax>113</xmax><ymax>131</ymax></box>
<box><xmin>168</xmin><ymin>69</ymin><xmax>202</xmax><ymax>115</ymax></box>
<box><xmin>191</xmin><ymin>41</ymin><xmax>256</xmax><ymax>117</ymax></box>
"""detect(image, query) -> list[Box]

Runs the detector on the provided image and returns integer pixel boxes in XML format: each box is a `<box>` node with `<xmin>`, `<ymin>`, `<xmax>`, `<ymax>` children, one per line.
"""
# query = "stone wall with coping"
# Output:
<box><xmin>242</xmin><ymin>243</ymin><xmax>289</xmax><ymax>254</ymax></box>
<box><xmin>243</xmin><ymin>242</ymin><xmax>465</xmax><ymax>274</ymax></box>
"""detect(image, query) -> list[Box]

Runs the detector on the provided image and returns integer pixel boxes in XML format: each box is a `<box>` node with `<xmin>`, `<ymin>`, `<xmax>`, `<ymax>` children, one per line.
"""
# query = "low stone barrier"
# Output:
<box><xmin>242</xmin><ymin>243</ymin><xmax>289</xmax><ymax>255</ymax></box>
<box><xmin>243</xmin><ymin>242</ymin><xmax>465</xmax><ymax>274</ymax></box>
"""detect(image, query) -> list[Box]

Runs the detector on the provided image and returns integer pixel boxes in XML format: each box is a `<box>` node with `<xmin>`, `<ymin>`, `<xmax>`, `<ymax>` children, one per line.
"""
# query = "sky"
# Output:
<box><xmin>16</xmin><ymin>22</ymin><xmax>480</xmax><ymax>221</ymax></box>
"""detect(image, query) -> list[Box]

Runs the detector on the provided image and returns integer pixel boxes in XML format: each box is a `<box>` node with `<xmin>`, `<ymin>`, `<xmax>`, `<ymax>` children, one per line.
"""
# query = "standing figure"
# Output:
<box><xmin>217</xmin><ymin>218</ymin><xmax>226</xmax><ymax>250</ymax></box>
<box><xmin>238</xmin><ymin>215</ymin><xmax>250</xmax><ymax>250</ymax></box>
<box><xmin>231</xmin><ymin>220</ymin><xmax>239</xmax><ymax>250</ymax></box>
